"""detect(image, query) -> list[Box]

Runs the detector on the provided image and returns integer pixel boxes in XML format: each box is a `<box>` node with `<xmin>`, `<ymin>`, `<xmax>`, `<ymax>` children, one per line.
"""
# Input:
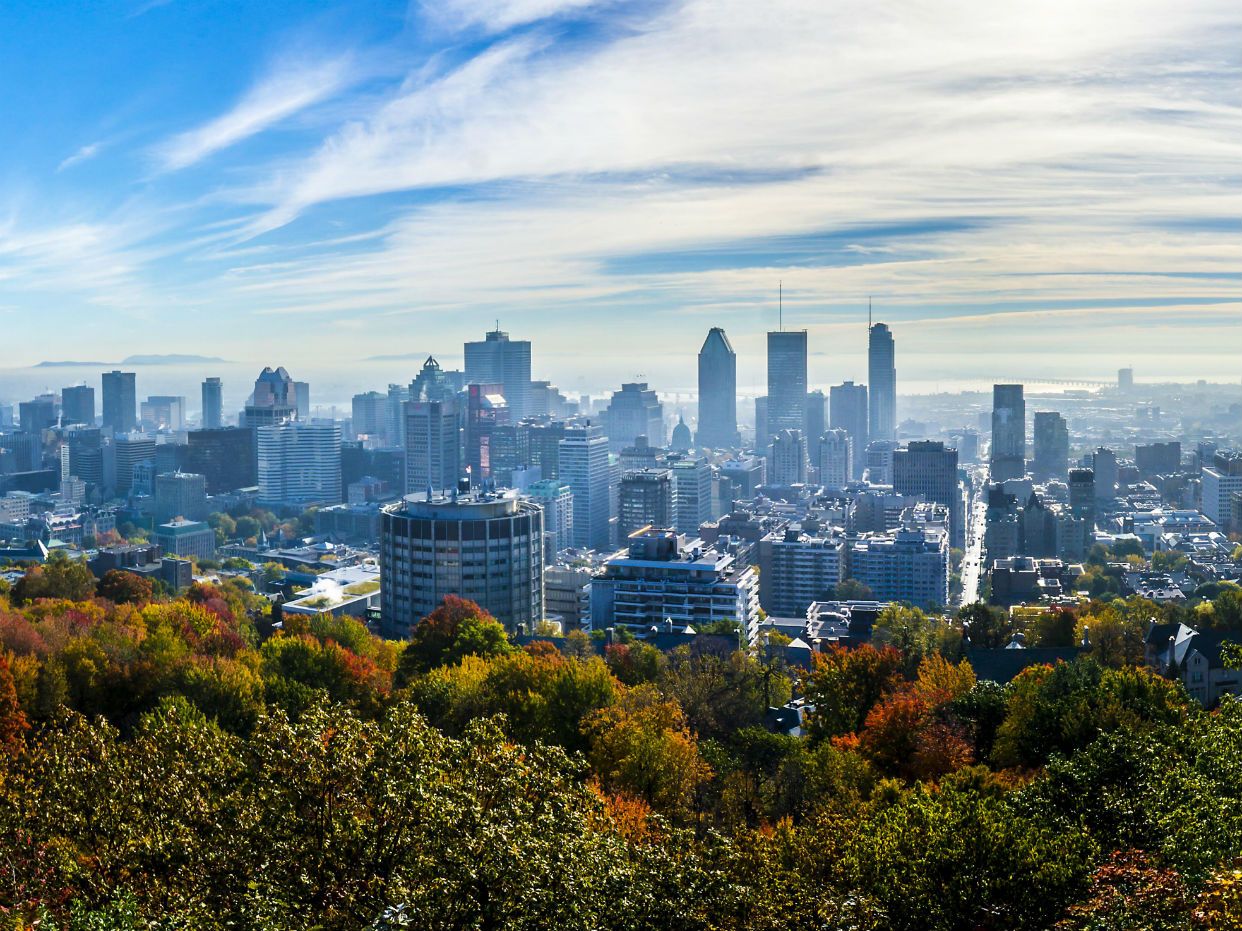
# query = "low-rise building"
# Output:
<box><xmin>152</xmin><ymin>519</ymin><xmax>216</xmax><ymax>562</ymax></box>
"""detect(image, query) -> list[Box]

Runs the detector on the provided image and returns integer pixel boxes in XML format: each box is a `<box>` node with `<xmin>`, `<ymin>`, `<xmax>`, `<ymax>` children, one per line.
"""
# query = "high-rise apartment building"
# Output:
<box><xmin>696</xmin><ymin>327</ymin><xmax>739</xmax><ymax>448</ymax></box>
<box><xmin>757</xmin><ymin>527</ymin><xmax>847</xmax><ymax>617</ymax></box>
<box><xmin>256</xmin><ymin>421</ymin><xmax>342</xmax><ymax>507</ymax></box>
<box><xmin>404</xmin><ymin>398</ymin><xmax>462</xmax><ymax>495</ymax></box>
<box><xmin>201</xmin><ymin>378</ymin><xmax>223</xmax><ymax>429</ymax></box>
<box><xmin>848</xmin><ymin>526</ymin><xmax>948</xmax><ymax>610</ymax></box>
<box><xmin>671</xmin><ymin>454</ymin><xmax>713</xmax><ymax>535</ymax></box>
<box><xmin>101</xmin><ymin>371</ymin><xmax>137</xmax><ymax>434</ymax></box>
<box><xmin>1032</xmin><ymin>412</ymin><xmax>1069</xmax><ymax>481</ymax></box>
<box><xmin>830</xmin><ymin>380</ymin><xmax>868</xmax><ymax>479</ymax></box>
<box><xmin>464</xmin><ymin>329</ymin><xmax>532</xmax><ymax>421</ymax></box>
<box><xmin>867</xmin><ymin>323</ymin><xmax>896</xmax><ymax>442</ymax></box>
<box><xmin>380</xmin><ymin>490</ymin><xmax>544</xmax><ymax>637</ymax></box>
<box><xmin>766</xmin><ymin>331</ymin><xmax>807</xmax><ymax>439</ymax></box>
<box><xmin>767</xmin><ymin>429</ymin><xmax>809</xmax><ymax>486</ymax></box>
<box><xmin>603</xmin><ymin>383</ymin><xmax>664</xmax><ymax>451</ymax></box>
<box><xmin>990</xmin><ymin>384</ymin><xmax>1026</xmax><ymax>481</ymax></box>
<box><xmin>618</xmin><ymin>468</ymin><xmax>674</xmax><ymax>538</ymax></box>
<box><xmin>61</xmin><ymin>385</ymin><xmax>95</xmax><ymax>427</ymax></box>
<box><xmin>818</xmin><ymin>429</ymin><xmax>852</xmax><ymax>489</ymax></box>
<box><xmin>527</xmin><ymin>479</ymin><xmax>574</xmax><ymax>556</ymax></box>
<box><xmin>559</xmin><ymin>423</ymin><xmax>612</xmax><ymax>550</ymax></box>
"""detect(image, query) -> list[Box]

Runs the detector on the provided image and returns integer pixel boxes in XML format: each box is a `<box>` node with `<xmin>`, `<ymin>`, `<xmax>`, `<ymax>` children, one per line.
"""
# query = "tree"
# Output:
<box><xmin>0</xmin><ymin>653</ymin><xmax>29</xmax><ymax>753</ymax></box>
<box><xmin>957</xmin><ymin>602</ymin><xmax>1011</xmax><ymax>648</ymax></box>
<box><xmin>1055</xmin><ymin>849</ymin><xmax>1193</xmax><ymax>931</ymax></box>
<box><xmin>1031</xmin><ymin>607</ymin><xmax>1078</xmax><ymax>648</ymax></box>
<box><xmin>96</xmin><ymin>570</ymin><xmax>155</xmax><ymax>606</ymax></box>
<box><xmin>871</xmin><ymin>605</ymin><xmax>938</xmax><ymax>671</ymax></box>
<box><xmin>396</xmin><ymin>596</ymin><xmax>511</xmax><ymax>681</ymax></box>
<box><xmin>802</xmin><ymin>644</ymin><xmax>904</xmax><ymax>740</ymax></box>
<box><xmin>10</xmin><ymin>552</ymin><xmax>98</xmax><ymax>605</ymax></box>
<box><xmin>835</xmin><ymin>578</ymin><xmax>874</xmax><ymax>601</ymax></box>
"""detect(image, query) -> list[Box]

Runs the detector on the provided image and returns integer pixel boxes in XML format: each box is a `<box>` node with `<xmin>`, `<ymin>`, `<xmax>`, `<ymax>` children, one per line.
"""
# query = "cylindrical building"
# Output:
<box><xmin>380</xmin><ymin>490</ymin><xmax>544</xmax><ymax>638</ymax></box>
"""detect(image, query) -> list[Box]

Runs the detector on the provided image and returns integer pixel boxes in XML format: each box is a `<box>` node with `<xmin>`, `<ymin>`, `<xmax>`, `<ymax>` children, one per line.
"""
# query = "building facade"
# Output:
<box><xmin>696</xmin><ymin>327</ymin><xmax>739</xmax><ymax>448</ymax></box>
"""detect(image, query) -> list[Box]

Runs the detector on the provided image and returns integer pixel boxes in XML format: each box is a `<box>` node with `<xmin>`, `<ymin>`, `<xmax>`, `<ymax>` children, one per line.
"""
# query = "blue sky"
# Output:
<box><xmin>0</xmin><ymin>0</ymin><xmax>1240</xmax><ymax>392</ymax></box>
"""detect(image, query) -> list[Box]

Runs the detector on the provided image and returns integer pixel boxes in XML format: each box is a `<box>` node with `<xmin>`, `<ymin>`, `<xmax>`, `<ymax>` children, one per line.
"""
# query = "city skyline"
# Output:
<box><xmin>0</xmin><ymin>0</ymin><xmax>1238</xmax><ymax>374</ymax></box>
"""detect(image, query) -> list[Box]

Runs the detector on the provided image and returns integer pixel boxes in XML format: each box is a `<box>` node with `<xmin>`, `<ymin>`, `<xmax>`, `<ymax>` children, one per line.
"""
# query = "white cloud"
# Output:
<box><xmin>57</xmin><ymin>142</ymin><xmax>104</xmax><ymax>172</ymax></box>
<box><xmin>419</xmin><ymin>0</ymin><xmax>614</xmax><ymax>33</ymax></box>
<box><xmin>155</xmin><ymin>54</ymin><xmax>355</xmax><ymax>171</ymax></box>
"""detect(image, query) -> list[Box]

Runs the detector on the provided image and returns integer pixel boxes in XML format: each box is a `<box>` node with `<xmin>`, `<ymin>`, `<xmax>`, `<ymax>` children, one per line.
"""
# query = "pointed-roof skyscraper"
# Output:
<box><xmin>696</xmin><ymin>327</ymin><xmax>739</xmax><ymax>449</ymax></box>
<box><xmin>868</xmin><ymin>322</ymin><xmax>896</xmax><ymax>442</ymax></box>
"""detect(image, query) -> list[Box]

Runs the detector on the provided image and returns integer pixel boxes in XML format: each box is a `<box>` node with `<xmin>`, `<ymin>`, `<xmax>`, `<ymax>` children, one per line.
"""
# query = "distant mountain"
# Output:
<box><xmin>34</xmin><ymin>354</ymin><xmax>229</xmax><ymax>368</ymax></box>
<box><xmin>33</xmin><ymin>360</ymin><xmax>114</xmax><ymax>367</ymax></box>
<box><xmin>122</xmin><ymin>354</ymin><xmax>229</xmax><ymax>365</ymax></box>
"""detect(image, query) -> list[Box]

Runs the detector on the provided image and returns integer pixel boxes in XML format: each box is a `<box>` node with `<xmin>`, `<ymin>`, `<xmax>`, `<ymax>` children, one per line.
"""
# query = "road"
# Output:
<box><xmin>959</xmin><ymin>465</ymin><xmax>989</xmax><ymax>605</ymax></box>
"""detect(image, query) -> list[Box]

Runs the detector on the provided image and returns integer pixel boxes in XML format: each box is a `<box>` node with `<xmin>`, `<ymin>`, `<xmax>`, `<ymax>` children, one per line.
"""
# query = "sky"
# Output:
<box><xmin>0</xmin><ymin>0</ymin><xmax>1240</xmax><ymax>394</ymax></box>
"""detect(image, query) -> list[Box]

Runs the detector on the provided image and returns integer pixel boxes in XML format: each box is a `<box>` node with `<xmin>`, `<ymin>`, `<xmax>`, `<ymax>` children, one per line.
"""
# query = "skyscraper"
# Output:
<box><xmin>61</xmin><ymin>385</ymin><xmax>95</xmax><ymax>426</ymax></box>
<box><xmin>768</xmin><ymin>429</ymin><xmax>809</xmax><ymax>485</ymax></box>
<box><xmin>670</xmin><ymin>454</ymin><xmax>713</xmax><ymax>534</ymax></box>
<box><xmin>696</xmin><ymin>327</ymin><xmax>739</xmax><ymax>448</ymax></box>
<box><xmin>766</xmin><ymin>330</ymin><xmax>807</xmax><ymax>438</ymax></box>
<box><xmin>892</xmin><ymin>440</ymin><xmax>963</xmax><ymax>547</ymax></box>
<box><xmin>464</xmin><ymin>384</ymin><xmax>510</xmax><ymax>482</ymax></box>
<box><xmin>559</xmin><ymin>423</ymin><xmax>612</xmax><ymax>550</ymax></box>
<box><xmin>184</xmin><ymin>427</ymin><xmax>257</xmax><ymax>494</ymax></box>
<box><xmin>201</xmin><ymin>377</ymin><xmax>223</xmax><ymax>429</ymax></box>
<box><xmin>256</xmin><ymin>421</ymin><xmax>342</xmax><ymax>507</ymax></box>
<box><xmin>602</xmin><ymin>383</ymin><xmax>664</xmax><ymax>451</ymax></box>
<box><xmin>830</xmin><ymin>380</ymin><xmax>868</xmax><ymax>479</ymax></box>
<box><xmin>101</xmin><ymin>371</ymin><xmax>137</xmax><ymax>434</ymax></box>
<box><xmin>1032</xmin><ymin>411</ymin><xmax>1069</xmax><ymax>481</ymax></box>
<box><xmin>818</xmin><ymin>429</ymin><xmax>852</xmax><ymax>489</ymax></box>
<box><xmin>241</xmin><ymin>367</ymin><xmax>297</xmax><ymax>428</ymax></box>
<box><xmin>618</xmin><ymin>468</ymin><xmax>674</xmax><ymax>538</ymax></box>
<box><xmin>352</xmin><ymin>391</ymin><xmax>388</xmax><ymax>439</ymax></box>
<box><xmin>990</xmin><ymin>384</ymin><xmax>1026</xmax><ymax>481</ymax></box>
<box><xmin>867</xmin><ymin>323</ymin><xmax>896</xmax><ymax>442</ymax></box>
<box><xmin>464</xmin><ymin>329</ymin><xmax>532</xmax><ymax>421</ymax></box>
<box><xmin>405</xmin><ymin>398</ymin><xmax>462</xmax><ymax>495</ymax></box>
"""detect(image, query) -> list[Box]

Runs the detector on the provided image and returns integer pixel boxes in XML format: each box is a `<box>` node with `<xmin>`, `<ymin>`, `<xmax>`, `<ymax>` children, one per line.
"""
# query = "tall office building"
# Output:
<box><xmin>112</xmin><ymin>433</ymin><xmax>156</xmax><ymax>497</ymax></box>
<box><xmin>527</xmin><ymin>479</ymin><xmax>574</xmax><ymax>556</ymax></box>
<box><xmin>405</xmin><ymin>398</ymin><xmax>462</xmax><ymax>495</ymax></box>
<box><xmin>1093</xmin><ymin>447</ymin><xmax>1119</xmax><ymax>501</ymax></box>
<box><xmin>352</xmin><ymin>391</ymin><xmax>388</xmax><ymax>439</ymax></box>
<box><xmin>867</xmin><ymin>323</ymin><xmax>896</xmax><ymax>442</ymax></box>
<box><xmin>818</xmin><ymin>429</ymin><xmax>852</xmax><ymax>489</ymax></box>
<box><xmin>380</xmin><ymin>490</ymin><xmax>544</xmax><ymax>637</ymax></box>
<box><xmin>293</xmin><ymin>382</ymin><xmax>311</xmax><ymax>420</ymax></box>
<box><xmin>1117</xmin><ymin>368</ymin><xmax>1134</xmax><ymax>392</ymax></box>
<box><xmin>61</xmin><ymin>385</ymin><xmax>95</xmax><ymax>427</ymax></box>
<box><xmin>185</xmin><ymin>427</ymin><xmax>257</xmax><ymax>493</ymax></box>
<box><xmin>464</xmin><ymin>384</ymin><xmax>510</xmax><ymax>482</ymax></box>
<box><xmin>768</xmin><ymin>429</ymin><xmax>809</xmax><ymax>486</ymax></box>
<box><xmin>141</xmin><ymin>396</ymin><xmax>186</xmax><ymax>431</ymax></box>
<box><xmin>619</xmin><ymin>468</ymin><xmax>674</xmax><ymax>538</ymax></box>
<box><xmin>766</xmin><ymin>330</ymin><xmax>808</xmax><ymax>438</ymax></box>
<box><xmin>101</xmin><ymin>371</ymin><xmax>137</xmax><ymax>434</ymax></box>
<box><xmin>256</xmin><ymin>421</ymin><xmax>342</xmax><ymax>507</ymax></box>
<box><xmin>990</xmin><ymin>384</ymin><xmax>1026</xmax><ymax>481</ymax></box>
<box><xmin>670</xmin><ymin>454</ymin><xmax>713</xmax><ymax>535</ymax></box>
<box><xmin>19</xmin><ymin>396</ymin><xmax>57</xmax><ymax>434</ymax></box>
<box><xmin>1032</xmin><ymin>412</ymin><xmax>1070</xmax><ymax>481</ymax></box>
<box><xmin>201</xmin><ymin>378</ymin><xmax>223</xmax><ymax>429</ymax></box>
<box><xmin>154</xmin><ymin>471</ymin><xmax>208</xmax><ymax>523</ymax></box>
<box><xmin>241</xmin><ymin>367</ymin><xmax>297</xmax><ymax>428</ymax></box>
<box><xmin>410</xmin><ymin>356</ymin><xmax>458</xmax><ymax>404</ymax></box>
<box><xmin>830</xmin><ymin>380</ymin><xmax>868</xmax><ymax>479</ymax></box>
<box><xmin>386</xmin><ymin>384</ymin><xmax>410</xmax><ymax>448</ymax></box>
<box><xmin>696</xmin><ymin>327</ymin><xmax>739</xmax><ymax>448</ymax></box>
<box><xmin>603</xmin><ymin>383</ymin><xmax>664</xmax><ymax>451</ymax></box>
<box><xmin>559</xmin><ymin>423</ymin><xmax>612</xmax><ymax>550</ymax></box>
<box><xmin>892</xmin><ymin>440</ymin><xmax>963</xmax><ymax>548</ymax></box>
<box><xmin>464</xmin><ymin>329</ymin><xmax>532</xmax><ymax>421</ymax></box>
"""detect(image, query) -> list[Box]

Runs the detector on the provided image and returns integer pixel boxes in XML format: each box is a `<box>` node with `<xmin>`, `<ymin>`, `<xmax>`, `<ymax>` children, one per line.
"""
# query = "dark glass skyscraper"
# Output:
<box><xmin>990</xmin><ymin>384</ymin><xmax>1026</xmax><ymax>481</ymax></box>
<box><xmin>696</xmin><ymin>327</ymin><xmax>739</xmax><ymax>448</ymax></box>
<box><xmin>61</xmin><ymin>385</ymin><xmax>95</xmax><ymax>426</ymax></box>
<box><xmin>101</xmin><ymin>370</ymin><xmax>137</xmax><ymax>434</ymax></box>
<box><xmin>1032</xmin><ymin>411</ymin><xmax>1069</xmax><ymax>481</ymax></box>
<box><xmin>766</xmin><ymin>330</ymin><xmax>807</xmax><ymax>439</ymax></box>
<box><xmin>867</xmin><ymin>323</ymin><xmax>896</xmax><ymax>441</ymax></box>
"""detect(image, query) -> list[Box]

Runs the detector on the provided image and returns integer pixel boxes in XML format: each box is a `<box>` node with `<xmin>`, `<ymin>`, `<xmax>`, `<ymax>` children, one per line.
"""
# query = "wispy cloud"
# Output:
<box><xmin>418</xmin><ymin>0</ymin><xmax>617</xmax><ymax>33</ymax></box>
<box><xmin>155</xmin><ymin>53</ymin><xmax>356</xmax><ymax>172</ymax></box>
<box><xmin>57</xmin><ymin>142</ymin><xmax>104</xmax><ymax>172</ymax></box>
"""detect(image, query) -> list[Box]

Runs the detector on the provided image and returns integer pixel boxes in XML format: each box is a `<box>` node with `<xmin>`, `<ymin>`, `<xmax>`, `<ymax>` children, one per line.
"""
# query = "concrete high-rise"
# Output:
<box><xmin>670</xmin><ymin>454</ymin><xmax>713</xmax><ymax>535</ymax></box>
<box><xmin>201</xmin><ymin>378</ymin><xmax>223</xmax><ymax>429</ymax></box>
<box><xmin>768</xmin><ymin>428</ymin><xmax>809</xmax><ymax>486</ymax></box>
<box><xmin>380</xmin><ymin>490</ymin><xmax>544</xmax><ymax>637</ymax></box>
<box><xmin>61</xmin><ymin>385</ymin><xmax>95</xmax><ymax>427</ymax></box>
<box><xmin>867</xmin><ymin>324</ymin><xmax>896</xmax><ymax>442</ymax></box>
<box><xmin>766</xmin><ymin>331</ymin><xmax>807</xmax><ymax>439</ymax></box>
<box><xmin>405</xmin><ymin>398</ymin><xmax>462</xmax><ymax>495</ymax></box>
<box><xmin>619</xmin><ymin>468</ymin><xmax>674</xmax><ymax>538</ymax></box>
<box><xmin>352</xmin><ymin>391</ymin><xmax>388</xmax><ymax>439</ymax></box>
<box><xmin>990</xmin><ymin>384</ymin><xmax>1026</xmax><ymax>481</ymax></box>
<box><xmin>830</xmin><ymin>381</ymin><xmax>868</xmax><ymax>479</ymax></box>
<box><xmin>464</xmin><ymin>329</ymin><xmax>532</xmax><ymax>421</ymax></box>
<box><xmin>101</xmin><ymin>371</ymin><xmax>137</xmax><ymax>434</ymax></box>
<box><xmin>1032</xmin><ymin>412</ymin><xmax>1069</xmax><ymax>481</ymax></box>
<box><xmin>696</xmin><ymin>327</ymin><xmax>739</xmax><ymax>449</ymax></box>
<box><xmin>559</xmin><ymin>423</ymin><xmax>612</xmax><ymax>550</ymax></box>
<box><xmin>818</xmin><ymin>429</ymin><xmax>852</xmax><ymax>489</ymax></box>
<box><xmin>256</xmin><ymin>421</ymin><xmax>342</xmax><ymax>507</ymax></box>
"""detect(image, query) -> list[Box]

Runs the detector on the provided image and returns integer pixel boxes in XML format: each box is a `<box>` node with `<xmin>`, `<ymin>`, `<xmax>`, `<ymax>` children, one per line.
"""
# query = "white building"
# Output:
<box><xmin>1201</xmin><ymin>462</ymin><xmax>1242</xmax><ymax>533</ymax></box>
<box><xmin>589</xmin><ymin>528</ymin><xmax>761</xmax><ymax>643</ymax></box>
<box><xmin>817</xmin><ymin>429</ymin><xmax>852</xmax><ymax>489</ymax></box>
<box><xmin>848</xmin><ymin>525</ymin><xmax>949</xmax><ymax>610</ymax></box>
<box><xmin>257</xmin><ymin>420</ymin><xmax>342</xmax><ymax>507</ymax></box>
<box><xmin>768</xmin><ymin>429</ymin><xmax>809</xmax><ymax>486</ymax></box>
<box><xmin>526</xmin><ymin>479</ymin><xmax>574</xmax><ymax>558</ymax></box>
<box><xmin>559</xmin><ymin>424</ymin><xmax>612</xmax><ymax>551</ymax></box>
<box><xmin>671</xmin><ymin>454</ymin><xmax>713</xmax><ymax>535</ymax></box>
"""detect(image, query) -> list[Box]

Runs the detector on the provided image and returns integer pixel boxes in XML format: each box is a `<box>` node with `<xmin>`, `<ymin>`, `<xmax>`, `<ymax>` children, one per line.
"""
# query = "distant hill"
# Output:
<box><xmin>35</xmin><ymin>354</ymin><xmax>228</xmax><ymax>368</ymax></box>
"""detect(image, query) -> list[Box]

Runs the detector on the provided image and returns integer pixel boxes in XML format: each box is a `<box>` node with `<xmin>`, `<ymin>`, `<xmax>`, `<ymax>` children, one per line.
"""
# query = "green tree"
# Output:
<box><xmin>957</xmin><ymin>602</ymin><xmax>1012</xmax><ymax>648</ymax></box>
<box><xmin>11</xmin><ymin>552</ymin><xmax>98</xmax><ymax>605</ymax></box>
<box><xmin>395</xmin><ymin>596</ymin><xmax>511</xmax><ymax>680</ymax></box>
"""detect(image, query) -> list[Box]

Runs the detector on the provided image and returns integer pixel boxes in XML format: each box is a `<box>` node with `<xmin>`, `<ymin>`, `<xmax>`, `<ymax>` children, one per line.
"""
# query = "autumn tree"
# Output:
<box><xmin>11</xmin><ymin>552</ymin><xmax>98</xmax><ymax>605</ymax></box>
<box><xmin>96</xmin><ymin>570</ymin><xmax>155</xmax><ymax>606</ymax></box>
<box><xmin>801</xmin><ymin>644</ymin><xmax>904</xmax><ymax>740</ymax></box>
<box><xmin>395</xmin><ymin>596</ymin><xmax>511</xmax><ymax>681</ymax></box>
